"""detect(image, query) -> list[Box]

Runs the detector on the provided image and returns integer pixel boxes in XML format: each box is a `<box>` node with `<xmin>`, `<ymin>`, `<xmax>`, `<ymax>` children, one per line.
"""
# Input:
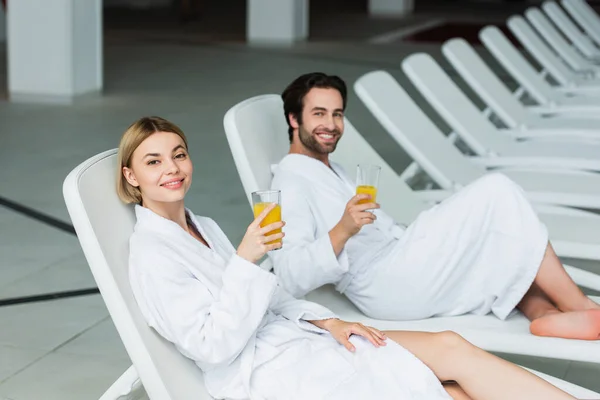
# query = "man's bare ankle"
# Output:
<box><xmin>584</xmin><ymin>298</ymin><xmax>600</xmax><ymax>311</ymax></box>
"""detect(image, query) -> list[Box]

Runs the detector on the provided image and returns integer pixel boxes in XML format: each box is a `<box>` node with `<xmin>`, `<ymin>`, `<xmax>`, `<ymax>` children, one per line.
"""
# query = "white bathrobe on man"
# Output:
<box><xmin>129</xmin><ymin>205</ymin><xmax>452</xmax><ymax>400</ymax></box>
<box><xmin>269</xmin><ymin>154</ymin><xmax>549</xmax><ymax>321</ymax></box>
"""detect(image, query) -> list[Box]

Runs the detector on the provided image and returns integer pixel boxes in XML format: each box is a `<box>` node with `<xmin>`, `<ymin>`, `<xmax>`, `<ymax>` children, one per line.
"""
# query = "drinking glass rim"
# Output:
<box><xmin>356</xmin><ymin>164</ymin><xmax>381</xmax><ymax>170</ymax></box>
<box><xmin>251</xmin><ymin>189</ymin><xmax>281</xmax><ymax>196</ymax></box>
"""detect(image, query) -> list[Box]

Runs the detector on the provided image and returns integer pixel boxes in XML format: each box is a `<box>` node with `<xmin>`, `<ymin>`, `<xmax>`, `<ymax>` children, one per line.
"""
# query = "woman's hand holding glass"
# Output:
<box><xmin>236</xmin><ymin>202</ymin><xmax>285</xmax><ymax>264</ymax></box>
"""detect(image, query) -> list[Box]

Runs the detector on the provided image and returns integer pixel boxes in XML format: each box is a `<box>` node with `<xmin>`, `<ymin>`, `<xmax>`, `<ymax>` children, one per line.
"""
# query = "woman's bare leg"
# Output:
<box><xmin>383</xmin><ymin>330</ymin><xmax>574</xmax><ymax>400</ymax></box>
<box><xmin>443</xmin><ymin>382</ymin><xmax>472</xmax><ymax>400</ymax></box>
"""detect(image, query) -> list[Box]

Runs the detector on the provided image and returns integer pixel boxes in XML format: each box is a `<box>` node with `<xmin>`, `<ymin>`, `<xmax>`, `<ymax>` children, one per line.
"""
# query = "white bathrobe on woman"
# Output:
<box><xmin>269</xmin><ymin>154</ymin><xmax>548</xmax><ymax>321</ymax></box>
<box><xmin>128</xmin><ymin>205</ymin><xmax>452</xmax><ymax>400</ymax></box>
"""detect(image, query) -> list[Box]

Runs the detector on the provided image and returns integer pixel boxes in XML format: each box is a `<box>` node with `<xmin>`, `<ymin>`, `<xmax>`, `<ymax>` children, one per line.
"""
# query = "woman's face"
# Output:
<box><xmin>123</xmin><ymin>131</ymin><xmax>193</xmax><ymax>207</ymax></box>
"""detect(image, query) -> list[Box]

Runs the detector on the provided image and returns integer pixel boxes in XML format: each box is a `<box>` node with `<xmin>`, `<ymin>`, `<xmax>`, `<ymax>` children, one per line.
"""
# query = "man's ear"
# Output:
<box><xmin>123</xmin><ymin>167</ymin><xmax>140</xmax><ymax>187</ymax></box>
<box><xmin>289</xmin><ymin>113</ymin><xmax>300</xmax><ymax>129</ymax></box>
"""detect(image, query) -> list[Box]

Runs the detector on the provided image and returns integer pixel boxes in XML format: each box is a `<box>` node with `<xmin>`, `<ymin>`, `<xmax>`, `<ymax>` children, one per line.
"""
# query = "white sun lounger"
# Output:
<box><xmin>508</xmin><ymin>15</ymin><xmax>600</xmax><ymax>92</ymax></box>
<box><xmin>479</xmin><ymin>25</ymin><xmax>600</xmax><ymax>112</ymax></box>
<box><xmin>526</xmin><ymin>7</ymin><xmax>600</xmax><ymax>74</ymax></box>
<box><xmin>384</xmin><ymin>63</ymin><xmax>600</xmax><ymax>211</ymax></box>
<box><xmin>355</xmin><ymin>69</ymin><xmax>600</xmax><ymax>245</ymax></box>
<box><xmin>221</xmin><ymin>96</ymin><xmax>600</xmax><ymax>397</ymax></box>
<box><xmin>62</xmin><ymin>150</ymin><xmax>212</xmax><ymax>400</ymax></box>
<box><xmin>441</xmin><ymin>37</ymin><xmax>600</xmax><ymax>145</ymax></box>
<box><xmin>405</xmin><ymin>42</ymin><xmax>600</xmax><ymax>172</ymax></box>
<box><xmin>354</xmin><ymin>67</ymin><xmax>600</xmax><ymax>261</ymax></box>
<box><xmin>543</xmin><ymin>0</ymin><xmax>600</xmax><ymax>61</ymax></box>
<box><xmin>561</xmin><ymin>0</ymin><xmax>600</xmax><ymax>48</ymax></box>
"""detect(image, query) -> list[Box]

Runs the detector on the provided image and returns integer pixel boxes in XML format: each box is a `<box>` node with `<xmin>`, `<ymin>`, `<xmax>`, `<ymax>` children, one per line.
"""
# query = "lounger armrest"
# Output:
<box><xmin>555</xmin><ymin>85</ymin><xmax>600</xmax><ymax>95</ymax></box>
<box><xmin>468</xmin><ymin>156</ymin><xmax>562</xmax><ymax>169</ymax></box>
<box><xmin>527</xmin><ymin>105</ymin><xmax>600</xmax><ymax>117</ymax></box>
<box><xmin>414</xmin><ymin>189</ymin><xmax>452</xmax><ymax>204</ymax></box>
<box><xmin>500</xmin><ymin>128</ymin><xmax>600</xmax><ymax>144</ymax></box>
<box><xmin>476</xmin><ymin>163</ymin><xmax>600</xmax><ymax>176</ymax></box>
<box><xmin>533</xmin><ymin>203</ymin><xmax>600</xmax><ymax>218</ymax></box>
<box><xmin>469</xmin><ymin>156</ymin><xmax>529</xmax><ymax>168</ymax></box>
<box><xmin>469</xmin><ymin>156</ymin><xmax>600</xmax><ymax>172</ymax></box>
<box><xmin>526</xmin><ymin>105</ymin><xmax>557</xmax><ymax>114</ymax></box>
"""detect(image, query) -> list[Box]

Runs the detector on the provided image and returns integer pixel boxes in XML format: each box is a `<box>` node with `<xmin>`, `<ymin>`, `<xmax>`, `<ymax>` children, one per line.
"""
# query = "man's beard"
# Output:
<box><xmin>298</xmin><ymin>125</ymin><xmax>341</xmax><ymax>155</ymax></box>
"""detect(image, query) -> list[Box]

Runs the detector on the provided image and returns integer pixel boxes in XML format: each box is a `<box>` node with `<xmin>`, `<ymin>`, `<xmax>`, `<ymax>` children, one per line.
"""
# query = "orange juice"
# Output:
<box><xmin>356</xmin><ymin>185</ymin><xmax>377</xmax><ymax>204</ymax></box>
<box><xmin>253</xmin><ymin>202</ymin><xmax>282</xmax><ymax>245</ymax></box>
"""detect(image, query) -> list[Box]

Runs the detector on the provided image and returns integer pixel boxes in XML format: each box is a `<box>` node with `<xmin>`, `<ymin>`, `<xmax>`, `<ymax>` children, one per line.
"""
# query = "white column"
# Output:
<box><xmin>247</xmin><ymin>0</ymin><xmax>308</xmax><ymax>45</ymax></box>
<box><xmin>369</xmin><ymin>0</ymin><xmax>414</xmax><ymax>17</ymax></box>
<box><xmin>7</xmin><ymin>0</ymin><xmax>102</xmax><ymax>103</ymax></box>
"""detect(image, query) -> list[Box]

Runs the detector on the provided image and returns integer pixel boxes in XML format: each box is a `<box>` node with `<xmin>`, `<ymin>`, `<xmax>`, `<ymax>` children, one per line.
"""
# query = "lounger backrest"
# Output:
<box><xmin>526</xmin><ymin>7</ymin><xmax>591</xmax><ymax>71</ymax></box>
<box><xmin>479</xmin><ymin>26</ymin><xmax>558</xmax><ymax>105</ymax></box>
<box><xmin>508</xmin><ymin>15</ymin><xmax>575</xmax><ymax>85</ymax></box>
<box><xmin>222</xmin><ymin>94</ymin><xmax>424</xmax><ymax>223</ymax></box>
<box><xmin>543</xmin><ymin>1</ymin><xmax>600</xmax><ymax>58</ymax></box>
<box><xmin>222</xmin><ymin>94</ymin><xmax>290</xmax><ymax>204</ymax></box>
<box><xmin>62</xmin><ymin>150</ymin><xmax>210</xmax><ymax>400</ymax></box>
<box><xmin>354</xmin><ymin>69</ymin><xmax>484</xmax><ymax>190</ymax></box>
<box><xmin>561</xmin><ymin>0</ymin><xmax>600</xmax><ymax>45</ymax></box>
<box><xmin>442</xmin><ymin>38</ymin><xmax>534</xmax><ymax>130</ymax></box>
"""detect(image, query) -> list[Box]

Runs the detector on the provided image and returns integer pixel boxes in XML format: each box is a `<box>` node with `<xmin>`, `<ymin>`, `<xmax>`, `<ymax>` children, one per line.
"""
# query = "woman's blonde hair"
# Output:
<box><xmin>117</xmin><ymin>116</ymin><xmax>189</xmax><ymax>204</ymax></box>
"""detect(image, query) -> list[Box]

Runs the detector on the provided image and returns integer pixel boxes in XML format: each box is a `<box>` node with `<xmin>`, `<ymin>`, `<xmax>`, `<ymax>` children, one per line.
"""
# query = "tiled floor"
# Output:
<box><xmin>2</xmin><ymin>2</ymin><xmax>600</xmax><ymax>399</ymax></box>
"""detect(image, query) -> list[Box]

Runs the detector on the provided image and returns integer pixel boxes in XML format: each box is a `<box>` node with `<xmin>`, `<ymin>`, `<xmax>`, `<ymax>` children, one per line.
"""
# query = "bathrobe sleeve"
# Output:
<box><xmin>133</xmin><ymin>246</ymin><xmax>278</xmax><ymax>370</ymax></box>
<box><xmin>269</xmin><ymin>183</ymin><xmax>350</xmax><ymax>298</ymax></box>
<box><xmin>269</xmin><ymin>282</ymin><xmax>339</xmax><ymax>334</ymax></box>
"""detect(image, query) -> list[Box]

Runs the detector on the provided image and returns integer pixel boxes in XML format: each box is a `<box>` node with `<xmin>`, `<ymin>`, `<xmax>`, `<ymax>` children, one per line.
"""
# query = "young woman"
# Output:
<box><xmin>118</xmin><ymin>116</ymin><xmax>575</xmax><ymax>400</ymax></box>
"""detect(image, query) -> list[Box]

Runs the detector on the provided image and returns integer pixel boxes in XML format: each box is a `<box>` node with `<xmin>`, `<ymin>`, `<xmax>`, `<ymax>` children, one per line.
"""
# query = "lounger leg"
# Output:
<box><xmin>99</xmin><ymin>365</ymin><xmax>144</xmax><ymax>400</ymax></box>
<box><xmin>522</xmin><ymin>366</ymin><xmax>599</xmax><ymax>399</ymax></box>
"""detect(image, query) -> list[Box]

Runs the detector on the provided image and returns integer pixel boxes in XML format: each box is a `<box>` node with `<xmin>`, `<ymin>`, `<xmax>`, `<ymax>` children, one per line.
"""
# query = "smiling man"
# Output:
<box><xmin>267</xmin><ymin>72</ymin><xmax>600</xmax><ymax>341</ymax></box>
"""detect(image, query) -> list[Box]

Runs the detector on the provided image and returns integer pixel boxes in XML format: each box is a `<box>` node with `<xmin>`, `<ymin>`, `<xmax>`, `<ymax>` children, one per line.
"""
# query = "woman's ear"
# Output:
<box><xmin>123</xmin><ymin>167</ymin><xmax>139</xmax><ymax>187</ymax></box>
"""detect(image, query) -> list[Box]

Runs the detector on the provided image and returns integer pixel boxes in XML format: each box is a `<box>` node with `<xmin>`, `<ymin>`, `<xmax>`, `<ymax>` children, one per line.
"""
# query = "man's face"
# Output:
<box><xmin>291</xmin><ymin>87</ymin><xmax>344</xmax><ymax>155</ymax></box>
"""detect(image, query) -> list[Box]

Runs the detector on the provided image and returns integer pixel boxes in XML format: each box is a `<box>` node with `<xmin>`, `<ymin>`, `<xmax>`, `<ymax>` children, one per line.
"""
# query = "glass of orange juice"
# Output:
<box><xmin>356</xmin><ymin>164</ymin><xmax>381</xmax><ymax>206</ymax></box>
<box><xmin>251</xmin><ymin>190</ymin><xmax>283</xmax><ymax>249</ymax></box>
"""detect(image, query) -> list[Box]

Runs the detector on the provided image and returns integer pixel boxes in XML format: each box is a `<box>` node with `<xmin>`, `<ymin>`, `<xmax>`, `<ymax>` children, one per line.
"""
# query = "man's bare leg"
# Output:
<box><xmin>534</xmin><ymin>243</ymin><xmax>598</xmax><ymax>312</ymax></box>
<box><xmin>522</xmin><ymin>244</ymin><xmax>600</xmax><ymax>339</ymax></box>
<box><xmin>517</xmin><ymin>283</ymin><xmax>559</xmax><ymax>320</ymax></box>
<box><xmin>384</xmin><ymin>330</ymin><xmax>574</xmax><ymax>400</ymax></box>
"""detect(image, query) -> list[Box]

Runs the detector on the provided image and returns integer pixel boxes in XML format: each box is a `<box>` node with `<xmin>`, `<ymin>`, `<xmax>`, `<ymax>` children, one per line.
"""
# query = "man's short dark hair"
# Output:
<box><xmin>281</xmin><ymin>72</ymin><xmax>347</xmax><ymax>142</ymax></box>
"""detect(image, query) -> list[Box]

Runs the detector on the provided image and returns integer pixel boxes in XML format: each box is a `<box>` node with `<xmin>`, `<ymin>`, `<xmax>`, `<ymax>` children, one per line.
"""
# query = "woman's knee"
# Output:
<box><xmin>433</xmin><ymin>331</ymin><xmax>472</xmax><ymax>354</ymax></box>
<box><xmin>427</xmin><ymin>331</ymin><xmax>474</xmax><ymax>381</ymax></box>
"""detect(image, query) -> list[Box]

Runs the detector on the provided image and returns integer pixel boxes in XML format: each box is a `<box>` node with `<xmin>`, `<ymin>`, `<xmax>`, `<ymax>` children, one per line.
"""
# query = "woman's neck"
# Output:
<box><xmin>142</xmin><ymin>199</ymin><xmax>188</xmax><ymax>231</ymax></box>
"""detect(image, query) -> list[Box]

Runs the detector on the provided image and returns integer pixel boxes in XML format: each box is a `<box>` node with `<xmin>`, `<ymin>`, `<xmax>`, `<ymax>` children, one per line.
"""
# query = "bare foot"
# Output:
<box><xmin>530</xmin><ymin>310</ymin><xmax>600</xmax><ymax>340</ymax></box>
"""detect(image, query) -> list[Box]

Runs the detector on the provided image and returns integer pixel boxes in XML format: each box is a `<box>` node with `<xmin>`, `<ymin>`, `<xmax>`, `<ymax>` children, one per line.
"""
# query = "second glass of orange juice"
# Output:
<box><xmin>251</xmin><ymin>190</ymin><xmax>282</xmax><ymax>248</ymax></box>
<box><xmin>356</xmin><ymin>164</ymin><xmax>381</xmax><ymax>206</ymax></box>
